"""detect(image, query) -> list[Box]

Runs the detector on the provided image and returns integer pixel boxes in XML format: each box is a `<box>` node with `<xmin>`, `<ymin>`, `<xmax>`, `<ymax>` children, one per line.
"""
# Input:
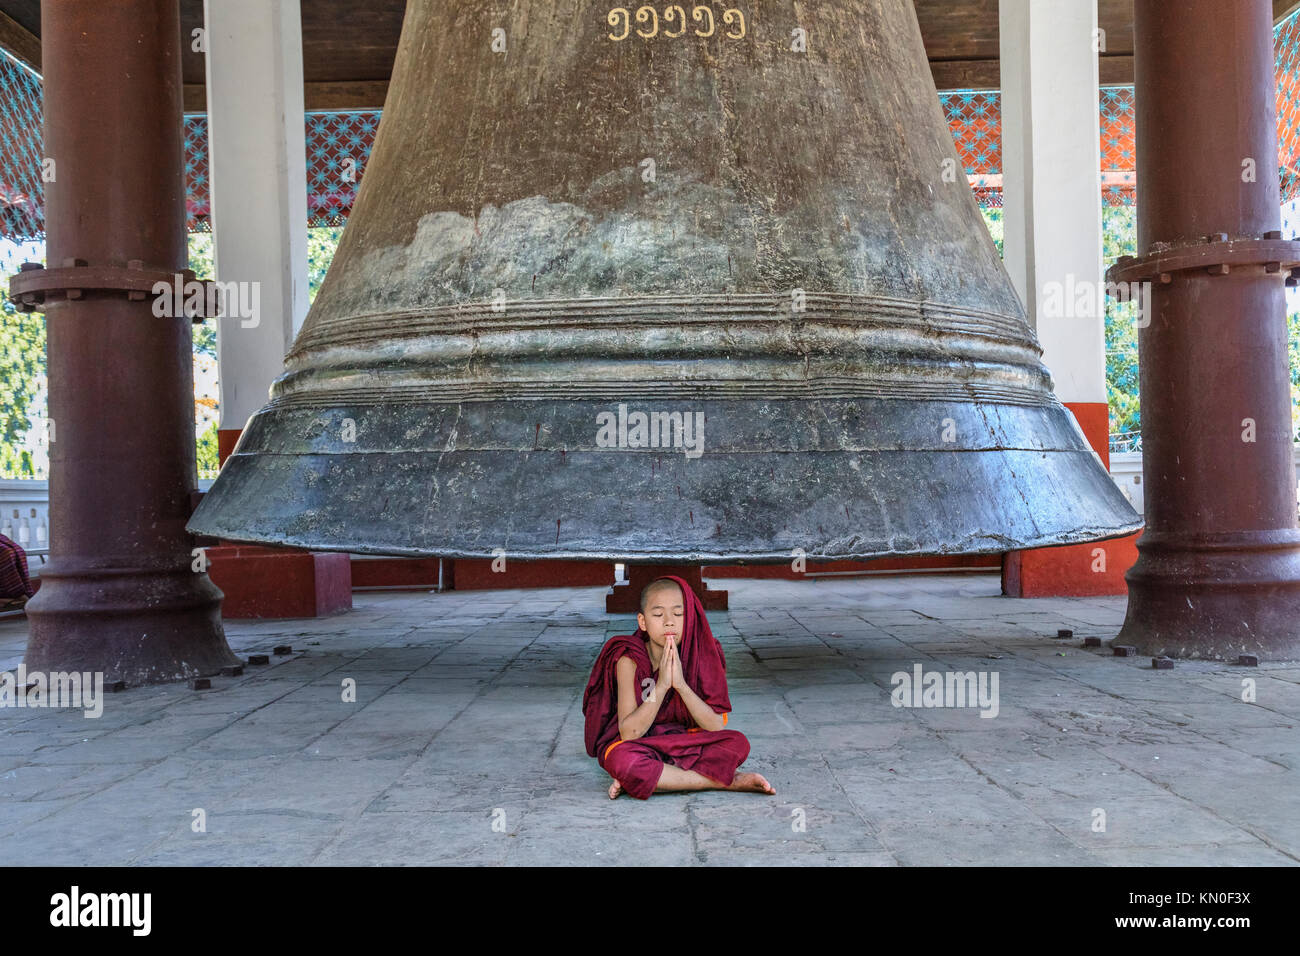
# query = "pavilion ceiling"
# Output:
<box><xmin>1</xmin><ymin>0</ymin><xmax>1298</xmax><ymax>109</ymax></box>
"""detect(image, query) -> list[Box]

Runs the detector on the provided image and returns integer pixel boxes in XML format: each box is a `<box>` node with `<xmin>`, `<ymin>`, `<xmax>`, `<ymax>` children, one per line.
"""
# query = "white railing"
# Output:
<box><xmin>0</xmin><ymin>477</ymin><xmax>50</xmax><ymax>564</ymax></box>
<box><xmin>1109</xmin><ymin>452</ymin><xmax>1144</xmax><ymax>514</ymax></box>
<box><xmin>1110</xmin><ymin>449</ymin><xmax>1300</xmax><ymax>516</ymax></box>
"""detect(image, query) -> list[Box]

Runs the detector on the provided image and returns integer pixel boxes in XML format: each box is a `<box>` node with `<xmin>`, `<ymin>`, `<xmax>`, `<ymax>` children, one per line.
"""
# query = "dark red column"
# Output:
<box><xmin>11</xmin><ymin>0</ymin><xmax>238</xmax><ymax>682</ymax></box>
<box><xmin>1109</xmin><ymin>0</ymin><xmax>1300</xmax><ymax>658</ymax></box>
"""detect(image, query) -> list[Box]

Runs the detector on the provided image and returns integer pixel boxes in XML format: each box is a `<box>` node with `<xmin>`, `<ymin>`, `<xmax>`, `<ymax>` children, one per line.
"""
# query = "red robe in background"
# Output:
<box><xmin>582</xmin><ymin>574</ymin><xmax>750</xmax><ymax>798</ymax></box>
<box><xmin>0</xmin><ymin>534</ymin><xmax>34</xmax><ymax>600</ymax></box>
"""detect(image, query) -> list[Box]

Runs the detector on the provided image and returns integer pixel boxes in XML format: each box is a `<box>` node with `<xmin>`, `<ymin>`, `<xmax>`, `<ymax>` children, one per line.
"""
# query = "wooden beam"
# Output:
<box><xmin>1099</xmin><ymin>55</ymin><xmax>1135</xmax><ymax>86</ymax></box>
<box><xmin>184</xmin><ymin>79</ymin><xmax>390</xmax><ymax>113</ymax></box>
<box><xmin>9</xmin><ymin>0</ymin><xmax>1299</xmax><ymax>96</ymax></box>
<box><xmin>928</xmin><ymin>59</ymin><xmax>999</xmax><ymax>91</ymax></box>
<box><xmin>931</xmin><ymin>55</ymin><xmax>1135</xmax><ymax>92</ymax></box>
<box><xmin>0</xmin><ymin>9</ymin><xmax>40</xmax><ymax>72</ymax></box>
<box><xmin>302</xmin><ymin>80</ymin><xmax>389</xmax><ymax>110</ymax></box>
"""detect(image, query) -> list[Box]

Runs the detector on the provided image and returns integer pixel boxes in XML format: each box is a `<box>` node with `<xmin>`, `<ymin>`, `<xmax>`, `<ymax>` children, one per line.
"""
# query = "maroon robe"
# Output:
<box><xmin>0</xmin><ymin>534</ymin><xmax>34</xmax><ymax>600</ymax></box>
<box><xmin>582</xmin><ymin>574</ymin><xmax>750</xmax><ymax>798</ymax></box>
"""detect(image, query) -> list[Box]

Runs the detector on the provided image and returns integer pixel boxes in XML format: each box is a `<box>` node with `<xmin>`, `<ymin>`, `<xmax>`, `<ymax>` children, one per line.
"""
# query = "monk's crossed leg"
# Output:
<box><xmin>684</xmin><ymin>729</ymin><xmax>751</xmax><ymax>786</ymax></box>
<box><xmin>603</xmin><ymin>741</ymin><xmax>670</xmax><ymax>800</ymax></box>
<box><xmin>606</xmin><ymin>730</ymin><xmax>759</xmax><ymax>799</ymax></box>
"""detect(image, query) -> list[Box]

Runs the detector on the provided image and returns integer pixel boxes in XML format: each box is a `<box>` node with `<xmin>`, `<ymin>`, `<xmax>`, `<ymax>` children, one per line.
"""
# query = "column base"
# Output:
<box><xmin>1116</xmin><ymin>530</ymin><xmax>1300</xmax><ymax>660</ymax></box>
<box><xmin>607</xmin><ymin>564</ymin><xmax>728</xmax><ymax>613</ymax></box>
<box><xmin>22</xmin><ymin>566</ymin><xmax>238</xmax><ymax>685</ymax></box>
<box><xmin>204</xmin><ymin>545</ymin><xmax>352</xmax><ymax>619</ymax></box>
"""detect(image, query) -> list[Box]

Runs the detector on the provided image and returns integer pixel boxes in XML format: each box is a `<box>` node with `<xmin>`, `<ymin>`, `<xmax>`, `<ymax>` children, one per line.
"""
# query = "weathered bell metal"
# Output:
<box><xmin>188</xmin><ymin>0</ymin><xmax>1142</xmax><ymax>562</ymax></box>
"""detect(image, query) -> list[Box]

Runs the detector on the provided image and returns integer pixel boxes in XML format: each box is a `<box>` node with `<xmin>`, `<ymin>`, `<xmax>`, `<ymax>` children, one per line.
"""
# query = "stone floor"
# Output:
<box><xmin>0</xmin><ymin>572</ymin><xmax>1297</xmax><ymax>866</ymax></box>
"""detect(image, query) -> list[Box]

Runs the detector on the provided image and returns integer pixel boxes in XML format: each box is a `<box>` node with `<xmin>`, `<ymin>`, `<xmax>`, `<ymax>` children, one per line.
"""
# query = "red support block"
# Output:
<box><xmin>446</xmin><ymin>559</ymin><xmax>615</xmax><ymax>591</ymax></box>
<box><xmin>1002</xmin><ymin>401</ymin><xmax>1142</xmax><ymax>597</ymax></box>
<box><xmin>204</xmin><ymin>545</ymin><xmax>351</xmax><ymax>619</ymax></box>
<box><xmin>607</xmin><ymin>564</ymin><xmax>727</xmax><ymax>613</ymax></box>
<box><xmin>1002</xmin><ymin>532</ymin><xmax>1141</xmax><ymax>597</ymax></box>
<box><xmin>351</xmin><ymin>557</ymin><xmax>441</xmax><ymax>590</ymax></box>
<box><xmin>706</xmin><ymin>554</ymin><xmax>1000</xmax><ymax>579</ymax></box>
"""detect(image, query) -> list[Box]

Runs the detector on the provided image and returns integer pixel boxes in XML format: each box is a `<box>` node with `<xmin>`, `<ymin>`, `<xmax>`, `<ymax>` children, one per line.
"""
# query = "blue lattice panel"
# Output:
<box><xmin>0</xmin><ymin>50</ymin><xmax>45</xmax><ymax>240</ymax></box>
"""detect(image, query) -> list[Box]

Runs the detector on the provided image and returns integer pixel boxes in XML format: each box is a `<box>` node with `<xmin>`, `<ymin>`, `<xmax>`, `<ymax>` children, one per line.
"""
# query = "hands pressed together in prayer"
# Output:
<box><xmin>654</xmin><ymin>634</ymin><xmax>686</xmax><ymax>698</ymax></box>
<box><xmin>652</xmin><ymin>635</ymin><xmax>728</xmax><ymax>734</ymax></box>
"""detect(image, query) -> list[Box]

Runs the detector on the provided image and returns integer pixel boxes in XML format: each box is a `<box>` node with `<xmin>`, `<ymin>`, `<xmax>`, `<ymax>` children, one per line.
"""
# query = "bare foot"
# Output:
<box><xmin>608</xmin><ymin>779</ymin><xmax>623</xmax><ymax>800</ymax></box>
<box><xmin>727</xmin><ymin>771</ymin><xmax>775</xmax><ymax>794</ymax></box>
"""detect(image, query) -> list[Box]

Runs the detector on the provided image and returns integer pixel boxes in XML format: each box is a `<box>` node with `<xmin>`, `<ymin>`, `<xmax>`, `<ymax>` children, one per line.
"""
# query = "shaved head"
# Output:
<box><xmin>639</xmin><ymin>577</ymin><xmax>683</xmax><ymax>615</ymax></box>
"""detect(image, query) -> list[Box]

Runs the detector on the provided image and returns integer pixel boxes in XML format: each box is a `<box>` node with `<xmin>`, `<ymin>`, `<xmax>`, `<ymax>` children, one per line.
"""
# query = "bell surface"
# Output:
<box><xmin>187</xmin><ymin>0</ymin><xmax>1142</xmax><ymax>562</ymax></box>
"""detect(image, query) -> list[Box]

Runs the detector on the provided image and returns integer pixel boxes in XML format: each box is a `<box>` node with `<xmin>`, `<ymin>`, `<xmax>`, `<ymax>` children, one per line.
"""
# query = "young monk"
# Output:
<box><xmin>582</xmin><ymin>574</ymin><xmax>774</xmax><ymax>799</ymax></box>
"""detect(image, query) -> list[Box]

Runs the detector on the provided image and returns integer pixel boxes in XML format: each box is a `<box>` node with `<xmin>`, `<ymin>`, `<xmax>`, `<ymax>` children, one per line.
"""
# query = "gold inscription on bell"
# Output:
<box><xmin>607</xmin><ymin>6</ymin><xmax>747</xmax><ymax>41</ymax></box>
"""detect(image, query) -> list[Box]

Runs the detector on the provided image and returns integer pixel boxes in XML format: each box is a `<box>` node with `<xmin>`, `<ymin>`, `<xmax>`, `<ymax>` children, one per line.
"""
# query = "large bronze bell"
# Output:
<box><xmin>187</xmin><ymin>0</ymin><xmax>1141</xmax><ymax>562</ymax></box>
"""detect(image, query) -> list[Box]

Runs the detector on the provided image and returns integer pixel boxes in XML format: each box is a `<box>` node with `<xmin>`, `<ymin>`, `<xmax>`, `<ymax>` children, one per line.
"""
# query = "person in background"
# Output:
<box><xmin>0</xmin><ymin>532</ymin><xmax>36</xmax><ymax>605</ymax></box>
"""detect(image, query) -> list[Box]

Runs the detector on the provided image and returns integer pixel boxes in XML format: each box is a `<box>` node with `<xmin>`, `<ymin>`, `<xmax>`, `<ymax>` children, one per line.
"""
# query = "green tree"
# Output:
<box><xmin>307</xmin><ymin>226</ymin><xmax>344</xmax><ymax>303</ymax></box>
<box><xmin>188</xmin><ymin>231</ymin><xmax>217</xmax><ymax>359</ymax></box>
<box><xmin>0</xmin><ymin>306</ymin><xmax>45</xmax><ymax>477</ymax></box>
<box><xmin>189</xmin><ymin>232</ymin><xmax>220</xmax><ymax>478</ymax></box>
<box><xmin>1102</xmin><ymin>205</ymin><xmax>1141</xmax><ymax>447</ymax></box>
<box><xmin>0</xmin><ymin>253</ymin><xmax>47</xmax><ymax>478</ymax></box>
<box><xmin>195</xmin><ymin>418</ymin><xmax>219</xmax><ymax>476</ymax></box>
<box><xmin>980</xmin><ymin>207</ymin><xmax>1004</xmax><ymax>257</ymax></box>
